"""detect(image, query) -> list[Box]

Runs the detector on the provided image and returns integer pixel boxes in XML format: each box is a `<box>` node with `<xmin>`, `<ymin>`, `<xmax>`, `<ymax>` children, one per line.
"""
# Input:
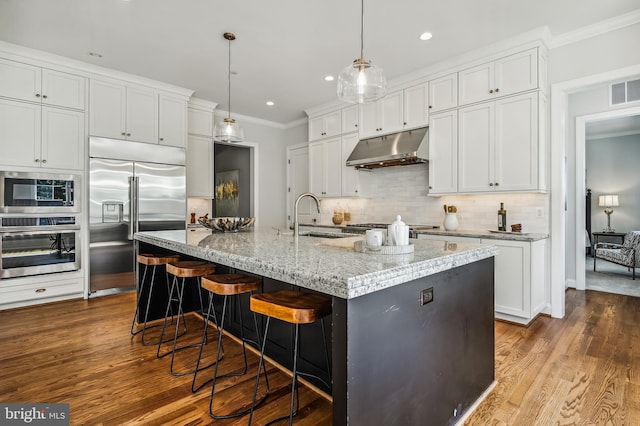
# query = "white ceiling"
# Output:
<box><xmin>1</xmin><ymin>0</ymin><xmax>639</xmax><ymax>125</ymax></box>
<box><xmin>586</xmin><ymin>114</ymin><xmax>640</xmax><ymax>140</ymax></box>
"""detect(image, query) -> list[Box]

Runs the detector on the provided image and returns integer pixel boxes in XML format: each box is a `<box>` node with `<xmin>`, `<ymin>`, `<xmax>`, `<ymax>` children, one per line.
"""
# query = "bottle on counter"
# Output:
<box><xmin>498</xmin><ymin>202</ymin><xmax>507</xmax><ymax>231</ymax></box>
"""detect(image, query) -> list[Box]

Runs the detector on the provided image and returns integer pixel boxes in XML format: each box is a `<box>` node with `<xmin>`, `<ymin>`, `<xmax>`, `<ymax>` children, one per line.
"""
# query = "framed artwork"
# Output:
<box><xmin>215</xmin><ymin>170</ymin><xmax>239</xmax><ymax>217</ymax></box>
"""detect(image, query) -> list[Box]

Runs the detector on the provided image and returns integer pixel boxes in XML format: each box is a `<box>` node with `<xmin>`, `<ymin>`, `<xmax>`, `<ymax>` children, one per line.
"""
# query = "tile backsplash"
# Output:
<box><xmin>187</xmin><ymin>198</ymin><xmax>212</xmax><ymax>223</ymax></box>
<box><xmin>317</xmin><ymin>165</ymin><xmax>550</xmax><ymax>234</ymax></box>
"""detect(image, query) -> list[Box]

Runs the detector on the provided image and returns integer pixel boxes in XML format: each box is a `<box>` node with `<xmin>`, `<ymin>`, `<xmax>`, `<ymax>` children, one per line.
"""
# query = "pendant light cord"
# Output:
<box><xmin>360</xmin><ymin>0</ymin><xmax>364</xmax><ymax>61</ymax></box>
<box><xmin>227</xmin><ymin>36</ymin><xmax>232</xmax><ymax>120</ymax></box>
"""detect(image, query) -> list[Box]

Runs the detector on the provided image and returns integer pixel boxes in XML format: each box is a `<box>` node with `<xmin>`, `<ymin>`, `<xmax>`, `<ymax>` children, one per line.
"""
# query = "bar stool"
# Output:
<box><xmin>130</xmin><ymin>253</ymin><xmax>180</xmax><ymax>346</ymax></box>
<box><xmin>248</xmin><ymin>290</ymin><xmax>332</xmax><ymax>425</ymax></box>
<box><xmin>156</xmin><ymin>260</ymin><xmax>217</xmax><ymax>377</ymax></box>
<box><xmin>191</xmin><ymin>273</ymin><xmax>270</xmax><ymax>419</ymax></box>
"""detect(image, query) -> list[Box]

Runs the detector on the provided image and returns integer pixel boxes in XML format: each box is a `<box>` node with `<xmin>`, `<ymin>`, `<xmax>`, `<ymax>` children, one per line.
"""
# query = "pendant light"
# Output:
<box><xmin>337</xmin><ymin>0</ymin><xmax>386</xmax><ymax>104</ymax></box>
<box><xmin>214</xmin><ymin>32</ymin><xmax>244</xmax><ymax>143</ymax></box>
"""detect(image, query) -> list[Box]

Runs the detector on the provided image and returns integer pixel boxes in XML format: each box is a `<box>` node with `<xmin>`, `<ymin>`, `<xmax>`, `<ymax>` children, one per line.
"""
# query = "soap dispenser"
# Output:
<box><xmin>388</xmin><ymin>215</ymin><xmax>409</xmax><ymax>246</ymax></box>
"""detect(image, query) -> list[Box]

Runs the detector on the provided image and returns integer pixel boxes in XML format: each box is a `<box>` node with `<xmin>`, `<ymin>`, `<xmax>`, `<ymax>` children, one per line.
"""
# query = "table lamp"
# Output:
<box><xmin>598</xmin><ymin>194</ymin><xmax>619</xmax><ymax>233</ymax></box>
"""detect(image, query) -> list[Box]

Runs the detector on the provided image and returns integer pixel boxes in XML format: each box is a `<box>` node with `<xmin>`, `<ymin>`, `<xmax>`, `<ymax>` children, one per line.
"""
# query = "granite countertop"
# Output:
<box><xmin>135</xmin><ymin>229</ymin><xmax>497</xmax><ymax>299</ymax></box>
<box><xmin>415</xmin><ymin>228</ymin><xmax>549</xmax><ymax>242</ymax></box>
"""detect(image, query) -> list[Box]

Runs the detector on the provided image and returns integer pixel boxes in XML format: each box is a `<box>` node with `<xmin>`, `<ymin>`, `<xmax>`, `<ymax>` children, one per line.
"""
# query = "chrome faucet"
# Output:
<box><xmin>293</xmin><ymin>192</ymin><xmax>321</xmax><ymax>237</ymax></box>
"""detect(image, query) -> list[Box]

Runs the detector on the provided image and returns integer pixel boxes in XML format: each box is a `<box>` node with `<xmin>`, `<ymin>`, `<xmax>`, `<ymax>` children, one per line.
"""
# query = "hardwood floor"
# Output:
<box><xmin>1</xmin><ymin>289</ymin><xmax>638</xmax><ymax>425</ymax></box>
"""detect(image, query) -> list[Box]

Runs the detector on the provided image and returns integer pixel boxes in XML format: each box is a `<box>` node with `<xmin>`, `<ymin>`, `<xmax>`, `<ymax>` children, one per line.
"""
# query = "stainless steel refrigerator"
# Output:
<box><xmin>89</xmin><ymin>137</ymin><xmax>186</xmax><ymax>293</ymax></box>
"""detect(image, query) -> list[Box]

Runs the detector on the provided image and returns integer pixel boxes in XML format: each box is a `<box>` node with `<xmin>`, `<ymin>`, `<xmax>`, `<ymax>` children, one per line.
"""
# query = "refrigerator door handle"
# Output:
<box><xmin>127</xmin><ymin>176</ymin><xmax>137</xmax><ymax>240</ymax></box>
<box><xmin>134</xmin><ymin>177</ymin><xmax>140</xmax><ymax>235</ymax></box>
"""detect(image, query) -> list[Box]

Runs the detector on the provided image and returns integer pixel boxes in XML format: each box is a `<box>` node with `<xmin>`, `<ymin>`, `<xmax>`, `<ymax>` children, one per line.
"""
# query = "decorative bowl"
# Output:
<box><xmin>198</xmin><ymin>217</ymin><xmax>255</xmax><ymax>232</ymax></box>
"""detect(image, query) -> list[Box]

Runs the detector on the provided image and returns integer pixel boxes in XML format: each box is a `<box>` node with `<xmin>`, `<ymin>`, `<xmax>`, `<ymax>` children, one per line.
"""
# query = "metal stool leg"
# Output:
<box><xmin>191</xmin><ymin>292</ymin><xmax>224</xmax><ymax>393</ymax></box>
<box><xmin>130</xmin><ymin>263</ymin><xmax>150</xmax><ymax>336</ymax></box>
<box><xmin>248</xmin><ymin>316</ymin><xmax>272</xmax><ymax>425</ymax></box>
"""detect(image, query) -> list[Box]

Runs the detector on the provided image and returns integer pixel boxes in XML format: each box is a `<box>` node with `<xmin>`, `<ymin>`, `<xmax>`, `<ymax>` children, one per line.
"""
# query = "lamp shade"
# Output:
<box><xmin>598</xmin><ymin>195</ymin><xmax>619</xmax><ymax>207</ymax></box>
<box><xmin>214</xmin><ymin>117</ymin><xmax>244</xmax><ymax>143</ymax></box>
<box><xmin>337</xmin><ymin>58</ymin><xmax>387</xmax><ymax>104</ymax></box>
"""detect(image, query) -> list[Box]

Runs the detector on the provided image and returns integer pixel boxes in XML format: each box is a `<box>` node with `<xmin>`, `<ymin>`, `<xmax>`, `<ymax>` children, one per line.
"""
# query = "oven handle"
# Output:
<box><xmin>0</xmin><ymin>225</ymin><xmax>80</xmax><ymax>233</ymax></box>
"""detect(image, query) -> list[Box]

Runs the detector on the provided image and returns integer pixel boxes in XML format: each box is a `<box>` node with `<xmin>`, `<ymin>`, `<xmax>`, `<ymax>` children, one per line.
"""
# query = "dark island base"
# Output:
<box><xmin>135</xmin><ymin>241</ymin><xmax>495</xmax><ymax>425</ymax></box>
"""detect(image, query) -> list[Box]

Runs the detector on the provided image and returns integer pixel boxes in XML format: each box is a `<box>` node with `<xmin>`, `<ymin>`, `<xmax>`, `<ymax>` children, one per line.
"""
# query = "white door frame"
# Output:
<box><xmin>574</xmin><ymin>105</ymin><xmax>640</xmax><ymax>291</ymax></box>
<box><xmin>550</xmin><ymin>63</ymin><xmax>640</xmax><ymax>318</ymax></box>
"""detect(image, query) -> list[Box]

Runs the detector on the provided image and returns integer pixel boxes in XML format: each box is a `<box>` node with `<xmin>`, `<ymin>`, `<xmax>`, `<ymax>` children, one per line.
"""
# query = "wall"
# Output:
<box><xmin>586</xmin><ymin>134</ymin><xmax>640</xmax><ymax>233</ymax></box>
<box><xmin>214</xmin><ymin>143</ymin><xmax>251</xmax><ymax>217</ymax></box>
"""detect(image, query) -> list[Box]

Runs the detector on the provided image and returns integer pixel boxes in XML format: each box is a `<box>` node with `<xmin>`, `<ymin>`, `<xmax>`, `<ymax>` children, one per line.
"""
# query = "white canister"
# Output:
<box><xmin>443</xmin><ymin>212</ymin><xmax>459</xmax><ymax>231</ymax></box>
<box><xmin>365</xmin><ymin>229</ymin><xmax>385</xmax><ymax>247</ymax></box>
<box><xmin>387</xmin><ymin>215</ymin><xmax>410</xmax><ymax>246</ymax></box>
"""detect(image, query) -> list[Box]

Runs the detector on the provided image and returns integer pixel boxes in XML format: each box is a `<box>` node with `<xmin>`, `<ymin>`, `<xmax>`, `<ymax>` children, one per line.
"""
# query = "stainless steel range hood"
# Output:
<box><xmin>345</xmin><ymin>127</ymin><xmax>428</xmax><ymax>169</ymax></box>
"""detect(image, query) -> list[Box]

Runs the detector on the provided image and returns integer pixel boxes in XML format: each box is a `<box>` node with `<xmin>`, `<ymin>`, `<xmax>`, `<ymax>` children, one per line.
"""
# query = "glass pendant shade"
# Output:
<box><xmin>214</xmin><ymin>117</ymin><xmax>244</xmax><ymax>143</ymax></box>
<box><xmin>337</xmin><ymin>58</ymin><xmax>387</xmax><ymax>104</ymax></box>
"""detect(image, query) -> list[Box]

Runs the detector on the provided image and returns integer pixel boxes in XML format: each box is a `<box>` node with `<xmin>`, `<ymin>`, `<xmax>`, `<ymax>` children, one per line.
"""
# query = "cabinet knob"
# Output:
<box><xmin>428</xmin><ymin>105</ymin><xmax>432</xmax><ymax>109</ymax></box>
<box><xmin>34</xmin><ymin>159</ymin><xmax>40</xmax><ymax>163</ymax></box>
<box><xmin>489</xmin><ymin>89</ymin><xmax>494</xmax><ymax>94</ymax></box>
<box><xmin>428</xmin><ymin>186</ymin><xmax>432</xmax><ymax>189</ymax></box>
<box><xmin>403</xmin><ymin>122</ymin><xmax>407</xmax><ymax>126</ymax></box>
<box><xmin>42</xmin><ymin>159</ymin><xmax>47</xmax><ymax>163</ymax></box>
<box><xmin>127</xmin><ymin>133</ymin><xmax>131</xmax><ymax>137</ymax></box>
<box><xmin>160</xmin><ymin>137</ymin><xmax>164</xmax><ymax>141</ymax></box>
<box><xmin>495</xmin><ymin>88</ymin><xmax>500</xmax><ymax>93</ymax></box>
<box><xmin>35</xmin><ymin>93</ymin><xmax>41</xmax><ymax>98</ymax></box>
<box><xmin>121</xmin><ymin>132</ymin><xmax>126</xmax><ymax>136</ymax></box>
<box><xmin>42</xmin><ymin>95</ymin><xmax>48</xmax><ymax>99</ymax></box>
<box><xmin>489</xmin><ymin>182</ymin><xmax>494</xmax><ymax>186</ymax></box>
<box><xmin>35</xmin><ymin>288</ymin><xmax>46</xmax><ymax>293</ymax></box>
<box><xmin>355</xmin><ymin>190</ymin><xmax>358</xmax><ymax>193</ymax></box>
<box><xmin>355</xmin><ymin>124</ymin><xmax>358</xmax><ymax>127</ymax></box>
<box><xmin>494</xmin><ymin>182</ymin><xmax>499</xmax><ymax>186</ymax></box>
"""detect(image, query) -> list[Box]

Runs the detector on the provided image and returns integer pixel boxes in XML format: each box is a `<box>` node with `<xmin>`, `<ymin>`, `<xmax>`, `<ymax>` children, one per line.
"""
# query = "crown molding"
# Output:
<box><xmin>549</xmin><ymin>8</ymin><xmax>640</xmax><ymax>49</ymax></box>
<box><xmin>188</xmin><ymin>97</ymin><xmax>218</xmax><ymax>111</ymax></box>
<box><xmin>214</xmin><ymin>109</ymin><xmax>290</xmax><ymax>130</ymax></box>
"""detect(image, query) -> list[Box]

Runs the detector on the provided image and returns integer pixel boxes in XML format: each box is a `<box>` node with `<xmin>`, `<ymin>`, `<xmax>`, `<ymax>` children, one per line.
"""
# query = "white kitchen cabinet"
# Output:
<box><xmin>458</xmin><ymin>48</ymin><xmax>538</xmax><ymax>106</ymax></box>
<box><xmin>428</xmin><ymin>110</ymin><xmax>458</xmax><ymax>194</ymax></box>
<box><xmin>341</xmin><ymin>133</ymin><xmax>360</xmax><ymax>196</ymax></box>
<box><xmin>428</xmin><ymin>73</ymin><xmax>458</xmax><ymax>113</ymax></box>
<box><xmin>403</xmin><ymin>82</ymin><xmax>429</xmax><ymax>130</ymax></box>
<box><xmin>418</xmin><ymin>233</ymin><xmax>547</xmax><ymax>325</ymax></box>
<box><xmin>341</xmin><ymin>105</ymin><xmax>359</xmax><ymax>134</ymax></box>
<box><xmin>188</xmin><ymin>107</ymin><xmax>214</xmax><ymax>137</ymax></box>
<box><xmin>0</xmin><ymin>98</ymin><xmax>83</xmax><ymax>170</ymax></box>
<box><xmin>309</xmin><ymin>136</ymin><xmax>342</xmax><ymax>197</ymax></box>
<box><xmin>309</xmin><ymin>110</ymin><xmax>341</xmax><ymax>141</ymax></box>
<box><xmin>159</xmin><ymin>94</ymin><xmax>186</xmax><ymax>147</ymax></box>
<box><xmin>0</xmin><ymin>59</ymin><xmax>86</xmax><ymax>110</ymax></box>
<box><xmin>458</xmin><ymin>92</ymin><xmax>539</xmax><ymax>193</ymax></box>
<box><xmin>0</xmin><ymin>271</ymin><xmax>83</xmax><ymax>310</ymax></box>
<box><xmin>89</xmin><ymin>79</ymin><xmax>159</xmax><ymax>144</ymax></box>
<box><xmin>186</xmin><ymin>135</ymin><xmax>214</xmax><ymax>197</ymax></box>
<box><xmin>358</xmin><ymin>90</ymin><xmax>404</xmax><ymax>139</ymax></box>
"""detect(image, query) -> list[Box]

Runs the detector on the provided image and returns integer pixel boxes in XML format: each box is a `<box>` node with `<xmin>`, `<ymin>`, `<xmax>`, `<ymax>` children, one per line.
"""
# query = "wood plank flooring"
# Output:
<box><xmin>1</xmin><ymin>289</ymin><xmax>638</xmax><ymax>425</ymax></box>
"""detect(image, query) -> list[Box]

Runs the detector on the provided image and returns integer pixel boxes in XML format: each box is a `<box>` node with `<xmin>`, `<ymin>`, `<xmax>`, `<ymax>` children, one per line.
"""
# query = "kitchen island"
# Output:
<box><xmin>135</xmin><ymin>229</ymin><xmax>498</xmax><ymax>425</ymax></box>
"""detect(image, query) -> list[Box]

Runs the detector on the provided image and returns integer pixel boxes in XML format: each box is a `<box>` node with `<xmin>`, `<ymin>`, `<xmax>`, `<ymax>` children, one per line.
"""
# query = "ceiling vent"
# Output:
<box><xmin>611</xmin><ymin>79</ymin><xmax>640</xmax><ymax>105</ymax></box>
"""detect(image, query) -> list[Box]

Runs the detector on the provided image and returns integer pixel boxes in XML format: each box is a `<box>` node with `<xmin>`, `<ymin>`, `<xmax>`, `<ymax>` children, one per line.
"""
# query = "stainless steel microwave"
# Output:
<box><xmin>0</xmin><ymin>171</ymin><xmax>80</xmax><ymax>214</ymax></box>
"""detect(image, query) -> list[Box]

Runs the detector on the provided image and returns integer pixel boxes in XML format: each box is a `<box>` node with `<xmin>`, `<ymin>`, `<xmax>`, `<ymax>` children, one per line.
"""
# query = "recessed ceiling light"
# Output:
<box><xmin>324</xmin><ymin>75</ymin><xmax>334</xmax><ymax>82</ymax></box>
<box><xmin>419</xmin><ymin>32</ymin><xmax>433</xmax><ymax>41</ymax></box>
<box><xmin>88</xmin><ymin>52</ymin><xmax>103</xmax><ymax>58</ymax></box>
<box><xmin>266</xmin><ymin>101</ymin><xmax>275</xmax><ymax>106</ymax></box>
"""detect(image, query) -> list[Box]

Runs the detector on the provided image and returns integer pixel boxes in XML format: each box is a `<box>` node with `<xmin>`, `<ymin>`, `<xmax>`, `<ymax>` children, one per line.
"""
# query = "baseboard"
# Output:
<box><xmin>566</xmin><ymin>278</ymin><xmax>576</xmax><ymax>289</ymax></box>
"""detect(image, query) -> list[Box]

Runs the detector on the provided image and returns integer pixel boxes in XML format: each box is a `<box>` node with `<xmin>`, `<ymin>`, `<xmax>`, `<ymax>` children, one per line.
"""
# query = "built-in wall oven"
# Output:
<box><xmin>0</xmin><ymin>172</ymin><xmax>81</xmax><ymax>279</ymax></box>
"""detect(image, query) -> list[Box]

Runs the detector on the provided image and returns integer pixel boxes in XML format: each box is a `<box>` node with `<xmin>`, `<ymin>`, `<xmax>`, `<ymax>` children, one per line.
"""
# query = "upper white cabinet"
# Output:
<box><xmin>428</xmin><ymin>110</ymin><xmax>458</xmax><ymax>194</ymax></box>
<box><xmin>159</xmin><ymin>94</ymin><xmax>186</xmax><ymax>147</ymax></box>
<box><xmin>309</xmin><ymin>136</ymin><xmax>342</xmax><ymax>197</ymax></box>
<box><xmin>428</xmin><ymin>73</ymin><xmax>458</xmax><ymax>113</ymax></box>
<box><xmin>186</xmin><ymin>135</ymin><xmax>214</xmax><ymax>198</ymax></box>
<box><xmin>0</xmin><ymin>59</ymin><xmax>86</xmax><ymax>110</ymax></box>
<box><xmin>341</xmin><ymin>105</ymin><xmax>359</xmax><ymax>134</ymax></box>
<box><xmin>188</xmin><ymin>107</ymin><xmax>214</xmax><ymax>137</ymax></box>
<box><xmin>458</xmin><ymin>92</ymin><xmax>539</xmax><ymax>192</ymax></box>
<box><xmin>359</xmin><ymin>90</ymin><xmax>404</xmax><ymax>139</ymax></box>
<box><xmin>0</xmin><ymin>98</ymin><xmax>83</xmax><ymax>170</ymax></box>
<box><xmin>403</xmin><ymin>82</ymin><xmax>429</xmax><ymax>130</ymax></box>
<box><xmin>458</xmin><ymin>48</ymin><xmax>538</xmax><ymax>106</ymax></box>
<box><xmin>309</xmin><ymin>110</ymin><xmax>341</xmax><ymax>141</ymax></box>
<box><xmin>341</xmin><ymin>133</ymin><xmax>360</xmax><ymax>196</ymax></box>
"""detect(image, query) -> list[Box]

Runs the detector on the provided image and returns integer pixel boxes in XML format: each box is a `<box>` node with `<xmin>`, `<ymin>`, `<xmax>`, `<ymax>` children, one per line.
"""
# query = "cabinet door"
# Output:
<box><xmin>0</xmin><ymin>58</ymin><xmax>41</xmax><ymax>103</ymax></box>
<box><xmin>380</xmin><ymin>90</ymin><xmax>404</xmax><ymax>134</ymax></box>
<box><xmin>428</xmin><ymin>110</ymin><xmax>457</xmax><ymax>194</ymax></box>
<box><xmin>287</xmin><ymin>145</ymin><xmax>311</xmax><ymax>226</ymax></box>
<box><xmin>358</xmin><ymin>101</ymin><xmax>378</xmax><ymax>139</ymax></box>
<box><xmin>308</xmin><ymin>115</ymin><xmax>326</xmax><ymax>141</ymax></box>
<box><xmin>126</xmin><ymin>86</ymin><xmax>158</xmax><ymax>144</ymax></box>
<box><xmin>89</xmin><ymin>79</ymin><xmax>126</xmax><ymax>139</ymax></box>
<box><xmin>341</xmin><ymin>105</ymin><xmax>359</xmax><ymax>134</ymax></box>
<box><xmin>494</xmin><ymin>48</ymin><xmax>537</xmax><ymax>98</ymax></box>
<box><xmin>458</xmin><ymin>61</ymin><xmax>494</xmax><ymax>106</ymax></box>
<box><xmin>494</xmin><ymin>92</ymin><xmax>538</xmax><ymax>191</ymax></box>
<box><xmin>482</xmin><ymin>239</ymin><xmax>530</xmax><ymax>318</ymax></box>
<box><xmin>458</xmin><ymin>102</ymin><xmax>493</xmax><ymax>193</ymax></box>
<box><xmin>186</xmin><ymin>135</ymin><xmax>214</xmax><ymax>197</ymax></box>
<box><xmin>323</xmin><ymin>110</ymin><xmax>341</xmax><ymax>139</ymax></box>
<box><xmin>341</xmin><ymin>133</ymin><xmax>360</xmax><ymax>196</ymax></box>
<box><xmin>188</xmin><ymin>107</ymin><xmax>214</xmax><ymax>137</ymax></box>
<box><xmin>324</xmin><ymin>136</ymin><xmax>342</xmax><ymax>197</ymax></box>
<box><xmin>41</xmin><ymin>69</ymin><xmax>85</xmax><ymax>110</ymax></box>
<box><xmin>429</xmin><ymin>73</ymin><xmax>458</xmax><ymax>113</ymax></box>
<box><xmin>41</xmin><ymin>107</ymin><xmax>84</xmax><ymax>170</ymax></box>
<box><xmin>403</xmin><ymin>83</ymin><xmax>429</xmax><ymax>130</ymax></box>
<box><xmin>0</xmin><ymin>98</ymin><xmax>41</xmax><ymax>167</ymax></box>
<box><xmin>159</xmin><ymin>94</ymin><xmax>186</xmax><ymax>147</ymax></box>
<box><xmin>308</xmin><ymin>141</ymin><xmax>324</xmax><ymax>195</ymax></box>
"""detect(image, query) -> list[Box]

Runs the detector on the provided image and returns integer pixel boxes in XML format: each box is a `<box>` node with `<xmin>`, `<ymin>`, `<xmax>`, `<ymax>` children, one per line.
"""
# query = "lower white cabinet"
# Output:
<box><xmin>186</xmin><ymin>135</ymin><xmax>214</xmax><ymax>197</ymax></box>
<box><xmin>0</xmin><ymin>272</ymin><xmax>84</xmax><ymax>310</ymax></box>
<box><xmin>417</xmin><ymin>233</ymin><xmax>547</xmax><ymax>325</ymax></box>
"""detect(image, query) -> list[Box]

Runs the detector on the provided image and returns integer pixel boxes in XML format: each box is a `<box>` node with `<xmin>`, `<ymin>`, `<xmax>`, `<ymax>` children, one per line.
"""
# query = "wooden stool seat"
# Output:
<box><xmin>137</xmin><ymin>253</ymin><xmax>180</xmax><ymax>266</ymax></box>
<box><xmin>201</xmin><ymin>273</ymin><xmax>261</xmax><ymax>296</ymax></box>
<box><xmin>167</xmin><ymin>261</ymin><xmax>216</xmax><ymax>278</ymax></box>
<box><xmin>250</xmin><ymin>290</ymin><xmax>332</xmax><ymax>324</ymax></box>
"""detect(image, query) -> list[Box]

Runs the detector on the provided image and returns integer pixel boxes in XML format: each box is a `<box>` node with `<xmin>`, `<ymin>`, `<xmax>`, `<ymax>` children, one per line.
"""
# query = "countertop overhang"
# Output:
<box><xmin>134</xmin><ymin>229</ymin><xmax>498</xmax><ymax>299</ymax></box>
